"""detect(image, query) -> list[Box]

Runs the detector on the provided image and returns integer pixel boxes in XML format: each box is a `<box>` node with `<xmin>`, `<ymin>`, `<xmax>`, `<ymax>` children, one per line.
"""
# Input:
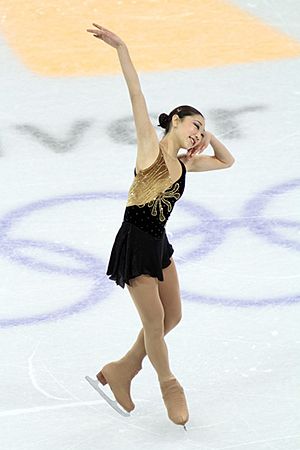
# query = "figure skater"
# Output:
<box><xmin>86</xmin><ymin>23</ymin><xmax>235</xmax><ymax>428</ymax></box>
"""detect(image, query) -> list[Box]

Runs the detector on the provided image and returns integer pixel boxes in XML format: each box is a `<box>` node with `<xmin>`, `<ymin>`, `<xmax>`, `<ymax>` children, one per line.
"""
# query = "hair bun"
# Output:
<box><xmin>158</xmin><ymin>113</ymin><xmax>170</xmax><ymax>129</ymax></box>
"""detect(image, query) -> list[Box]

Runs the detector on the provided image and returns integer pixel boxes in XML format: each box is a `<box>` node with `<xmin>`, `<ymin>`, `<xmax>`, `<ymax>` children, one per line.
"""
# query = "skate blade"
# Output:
<box><xmin>85</xmin><ymin>376</ymin><xmax>130</xmax><ymax>417</ymax></box>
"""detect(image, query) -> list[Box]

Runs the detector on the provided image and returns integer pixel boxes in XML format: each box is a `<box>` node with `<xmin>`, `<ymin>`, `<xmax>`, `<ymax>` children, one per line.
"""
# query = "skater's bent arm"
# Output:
<box><xmin>186</xmin><ymin>134</ymin><xmax>235</xmax><ymax>172</ymax></box>
<box><xmin>210</xmin><ymin>135</ymin><xmax>235</xmax><ymax>165</ymax></box>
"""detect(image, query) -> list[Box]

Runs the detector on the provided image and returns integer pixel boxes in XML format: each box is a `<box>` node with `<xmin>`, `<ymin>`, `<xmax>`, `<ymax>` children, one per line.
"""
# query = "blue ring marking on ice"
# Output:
<box><xmin>0</xmin><ymin>192</ymin><xmax>121</xmax><ymax>328</ymax></box>
<box><xmin>0</xmin><ymin>178</ymin><xmax>300</xmax><ymax>328</ymax></box>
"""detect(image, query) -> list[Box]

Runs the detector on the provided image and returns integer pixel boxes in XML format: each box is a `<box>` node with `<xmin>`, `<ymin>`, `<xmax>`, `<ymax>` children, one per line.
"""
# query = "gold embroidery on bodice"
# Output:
<box><xmin>142</xmin><ymin>182</ymin><xmax>181</xmax><ymax>221</ymax></box>
<box><xmin>126</xmin><ymin>146</ymin><xmax>182</xmax><ymax>213</ymax></box>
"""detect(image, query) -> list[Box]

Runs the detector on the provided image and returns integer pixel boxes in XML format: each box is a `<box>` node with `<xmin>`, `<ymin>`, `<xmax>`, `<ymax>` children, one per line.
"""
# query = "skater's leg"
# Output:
<box><xmin>95</xmin><ymin>258</ymin><xmax>182</xmax><ymax>412</ymax></box>
<box><xmin>127</xmin><ymin>264</ymin><xmax>189</xmax><ymax>426</ymax></box>
<box><xmin>94</xmin><ymin>258</ymin><xmax>188</xmax><ymax>424</ymax></box>
<box><xmin>126</xmin><ymin>275</ymin><xmax>174</xmax><ymax>383</ymax></box>
<box><xmin>159</xmin><ymin>257</ymin><xmax>182</xmax><ymax>332</ymax></box>
<box><xmin>122</xmin><ymin>257</ymin><xmax>182</xmax><ymax>366</ymax></box>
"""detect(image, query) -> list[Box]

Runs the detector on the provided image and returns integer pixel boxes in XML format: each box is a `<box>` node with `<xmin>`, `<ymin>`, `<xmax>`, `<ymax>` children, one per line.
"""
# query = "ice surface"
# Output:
<box><xmin>0</xmin><ymin>1</ymin><xmax>300</xmax><ymax>449</ymax></box>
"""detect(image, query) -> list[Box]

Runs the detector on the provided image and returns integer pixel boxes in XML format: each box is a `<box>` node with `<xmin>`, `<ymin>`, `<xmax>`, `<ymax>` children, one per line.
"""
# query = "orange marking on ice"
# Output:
<box><xmin>0</xmin><ymin>0</ymin><xmax>300</xmax><ymax>76</ymax></box>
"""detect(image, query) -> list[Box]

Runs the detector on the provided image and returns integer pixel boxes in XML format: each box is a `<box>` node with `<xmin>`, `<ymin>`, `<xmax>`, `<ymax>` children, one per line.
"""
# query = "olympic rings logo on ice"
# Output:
<box><xmin>173</xmin><ymin>177</ymin><xmax>300</xmax><ymax>308</ymax></box>
<box><xmin>0</xmin><ymin>193</ymin><xmax>114</xmax><ymax>329</ymax></box>
<box><xmin>0</xmin><ymin>178</ymin><xmax>299</xmax><ymax>328</ymax></box>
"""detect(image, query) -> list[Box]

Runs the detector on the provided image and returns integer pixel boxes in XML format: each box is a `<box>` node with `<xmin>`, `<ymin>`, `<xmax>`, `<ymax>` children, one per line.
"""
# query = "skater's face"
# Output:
<box><xmin>171</xmin><ymin>114</ymin><xmax>205</xmax><ymax>150</ymax></box>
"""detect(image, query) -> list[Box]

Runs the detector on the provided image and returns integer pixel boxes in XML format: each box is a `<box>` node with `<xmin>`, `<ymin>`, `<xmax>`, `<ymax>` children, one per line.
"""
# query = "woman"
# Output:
<box><xmin>86</xmin><ymin>23</ymin><xmax>235</xmax><ymax>428</ymax></box>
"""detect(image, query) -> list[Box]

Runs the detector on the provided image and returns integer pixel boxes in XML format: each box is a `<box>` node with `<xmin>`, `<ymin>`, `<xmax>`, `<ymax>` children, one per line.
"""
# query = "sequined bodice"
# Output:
<box><xmin>123</xmin><ymin>146</ymin><xmax>186</xmax><ymax>239</ymax></box>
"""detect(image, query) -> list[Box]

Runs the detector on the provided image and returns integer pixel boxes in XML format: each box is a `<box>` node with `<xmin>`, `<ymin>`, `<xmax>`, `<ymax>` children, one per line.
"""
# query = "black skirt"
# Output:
<box><xmin>106</xmin><ymin>221</ymin><xmax>174</xmax><ymax>288</ymax></box>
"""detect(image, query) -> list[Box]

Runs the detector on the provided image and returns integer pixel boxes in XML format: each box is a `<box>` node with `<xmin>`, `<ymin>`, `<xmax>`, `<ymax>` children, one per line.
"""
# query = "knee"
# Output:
<box><xmin>164</xmin><ymin>312</ymin><xmax>182</xmax><ymax>333</ymax></box>
<box><xmin>143</xmin><ymin>314</ymin><xmax>165</xmax><ymax>337</ymax></box>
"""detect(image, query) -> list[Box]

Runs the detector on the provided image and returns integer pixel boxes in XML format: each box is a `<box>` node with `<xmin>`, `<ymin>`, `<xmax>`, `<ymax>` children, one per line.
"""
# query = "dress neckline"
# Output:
<box><xmin>134</xmin><ymin>144</ymin><xmax>185</xmax><ymax>184</ymax></box>
<box><xmin>160</xmin><ymin>145</ymin><xmax>185</xmax><ymax>184</ymax></box>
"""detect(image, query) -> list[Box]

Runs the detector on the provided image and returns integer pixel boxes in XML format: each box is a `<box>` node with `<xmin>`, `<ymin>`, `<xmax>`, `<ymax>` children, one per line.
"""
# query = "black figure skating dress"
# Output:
<box><xmin>106</xmin><ymin>144</ymin><xmax>186</xmax><ymax>288</ymax></box>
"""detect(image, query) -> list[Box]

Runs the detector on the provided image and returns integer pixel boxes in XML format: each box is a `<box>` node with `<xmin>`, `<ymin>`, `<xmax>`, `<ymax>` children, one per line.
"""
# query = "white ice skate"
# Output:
<box><xmin>85</xmin><ymin>376</ymin><xmax>131</xmax><ymax>417</ymax></box>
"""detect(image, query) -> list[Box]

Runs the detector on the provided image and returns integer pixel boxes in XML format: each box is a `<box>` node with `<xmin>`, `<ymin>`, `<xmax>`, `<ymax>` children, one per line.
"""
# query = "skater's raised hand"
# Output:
<box><xmin>86</xmin><ymin>23</ymin><xmax>125</xmax><ymax>49</ymax></box>
<box><xmin>187</xmin><ymin>131</ymin><xmax>212</xmax><ymax>160</ymax></box>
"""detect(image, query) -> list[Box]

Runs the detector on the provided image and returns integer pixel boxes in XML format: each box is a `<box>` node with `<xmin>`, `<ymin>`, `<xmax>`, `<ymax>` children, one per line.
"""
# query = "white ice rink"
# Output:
<box><xmin>1</xmin><ymin>1</ymin><xmax>300</xmax><ymax>449</ymax></box>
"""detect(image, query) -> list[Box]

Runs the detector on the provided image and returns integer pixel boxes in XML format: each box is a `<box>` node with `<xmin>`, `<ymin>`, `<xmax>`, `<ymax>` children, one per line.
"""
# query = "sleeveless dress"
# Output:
<box><xmin>106</xmin><ymin>144</ymin><xmax>186</xmax><ymax>288</ymax></box>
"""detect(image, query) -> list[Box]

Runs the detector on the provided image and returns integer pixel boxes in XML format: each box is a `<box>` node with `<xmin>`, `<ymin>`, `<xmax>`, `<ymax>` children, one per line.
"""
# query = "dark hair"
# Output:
<box><xmin>158</xmin><ymin>105</ymin><xmax>204</xmax><ymax>136</ymax></box>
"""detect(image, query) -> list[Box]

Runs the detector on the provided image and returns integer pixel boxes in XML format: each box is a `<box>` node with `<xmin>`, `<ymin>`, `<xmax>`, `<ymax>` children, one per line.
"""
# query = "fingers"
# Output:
<box><xmin>92</xmin><ymin>23</ymin><xmax>110</xmax><ymax>32</ymax></box>
<box><xmin>86</xmin><ymin>30</ymin><xmax>102</xmax><ymax>39</ymax></box>
<box><xmin>195</xmin><ymin>135</ymin><xmax>210</xmax><ymax>153</ymax></box>
<box><xmin>86</xmin><ymin>28</ymin><xmax>106</xmax><ymax>34</ymax></box>
<box><xmin>188</xmin><ymin>138</ymin><xmax>208</xmax><ymax>157</ymax></box>
<box><xmin>190</xmin><ymin>143</ymin><xmax>206</xmax><ymax>156</ymax></box>
<box><xmin>92</xmin><ymin>23</ymin><xmax>102</xmax><ymax>30</ymax></box>
<box><xmin>197</xmin><ymin>144</ymin><xmax>206</xmax><ymax>153</ymax></box>
<box><xmin>188</xmin><ymin>149</ymin><xmax>197</xmax><ymax>158</ymax></box>
<box><xmin>86</xmin><ymin>28</ymin><xmax>107</xmax><ymax>40</ymax></box>
<box><xmin>86</xmin><ymin>24</ymin><xmax>110</xmax><ymax>38</ymax></box>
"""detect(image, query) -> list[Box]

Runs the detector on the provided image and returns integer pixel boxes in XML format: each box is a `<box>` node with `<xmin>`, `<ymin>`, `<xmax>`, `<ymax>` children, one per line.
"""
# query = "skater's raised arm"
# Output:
<box><xmin>87</xmin><ymin>23</ymin><xmax>140</xmax><ymax>95</ymax></box>
<box><xmin>86</xmin><ymin>24</ymin><xmax>158</xmax><ymax>154</ymax></box>
<box><xmin>116</xmin><ymin>43</ymin><xmax>142</xmax><ymax>97</ymax></box>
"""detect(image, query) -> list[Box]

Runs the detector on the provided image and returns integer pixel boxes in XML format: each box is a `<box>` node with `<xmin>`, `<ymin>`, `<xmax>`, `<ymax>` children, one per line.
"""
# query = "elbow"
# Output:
<box><xmin>226</xmin><ymin>158</ymin><xmax>235</xmax><ymax>167</ymax></box>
